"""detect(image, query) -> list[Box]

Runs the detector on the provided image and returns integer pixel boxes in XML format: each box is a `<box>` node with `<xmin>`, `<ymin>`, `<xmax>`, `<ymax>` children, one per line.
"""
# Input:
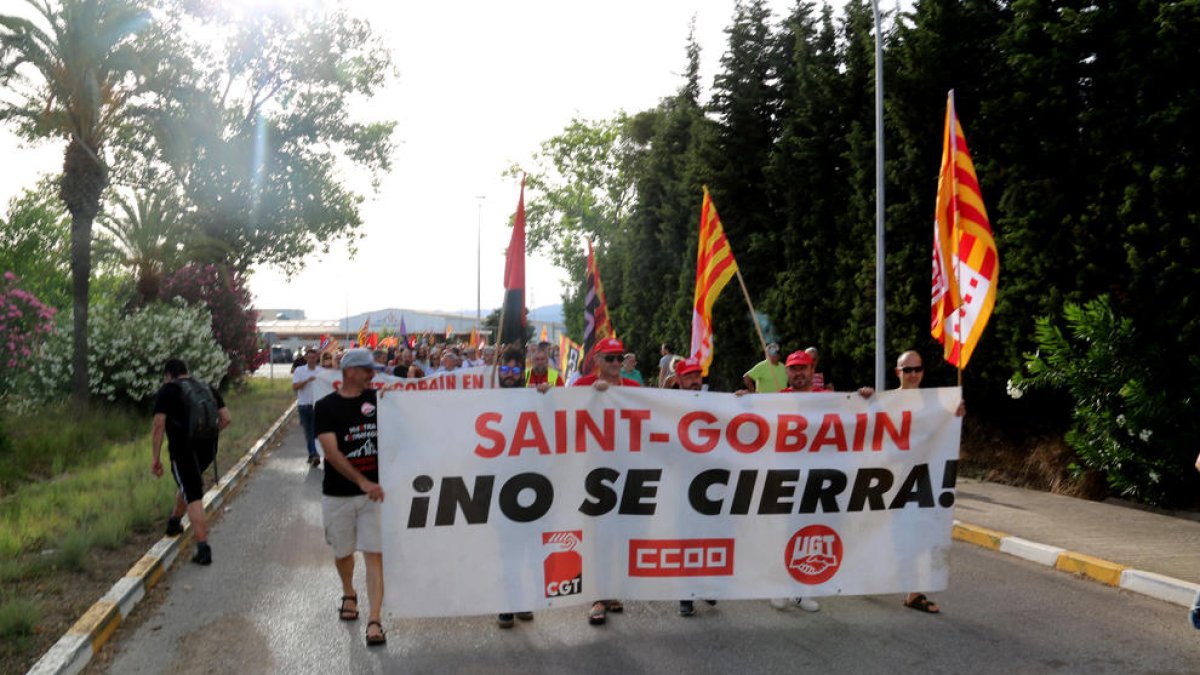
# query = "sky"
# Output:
<box><xmin>0</xmin><ymin>0</ymin><xmax>812</xmax><ymax>321</ymax></box>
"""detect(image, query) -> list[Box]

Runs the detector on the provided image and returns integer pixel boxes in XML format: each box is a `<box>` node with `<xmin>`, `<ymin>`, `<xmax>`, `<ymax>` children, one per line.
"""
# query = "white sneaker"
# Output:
<box><xmin>795</xmin><ymin>597</ymin><xmax>821</xmax><ymax>612</ymax></box>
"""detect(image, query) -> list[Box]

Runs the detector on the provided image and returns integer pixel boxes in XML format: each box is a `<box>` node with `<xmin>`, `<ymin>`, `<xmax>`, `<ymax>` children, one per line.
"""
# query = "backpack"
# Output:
<box><xmin>178</xmin><ymin>378</ymin><xmax>220</xmax><ymax>442</ymax></box>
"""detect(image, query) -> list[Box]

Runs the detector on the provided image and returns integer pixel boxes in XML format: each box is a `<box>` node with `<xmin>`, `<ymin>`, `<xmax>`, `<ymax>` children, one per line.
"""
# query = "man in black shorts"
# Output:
<box><xmin>315</xmin><ymin>348</ymin><xmax>388</xmax><ymax>646</ymax></box>
<box><xmin>151</xmin><ymin>358</ymin><xmax>231</xmax><ymax>566</ymax></box>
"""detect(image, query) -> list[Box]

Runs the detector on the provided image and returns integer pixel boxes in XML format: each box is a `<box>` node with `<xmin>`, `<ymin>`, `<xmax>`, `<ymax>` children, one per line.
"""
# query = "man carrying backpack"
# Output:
<box><xmin>151</xmin><ymin>357</ymin><xmax>231</xmax><ymax>565</ymax></box>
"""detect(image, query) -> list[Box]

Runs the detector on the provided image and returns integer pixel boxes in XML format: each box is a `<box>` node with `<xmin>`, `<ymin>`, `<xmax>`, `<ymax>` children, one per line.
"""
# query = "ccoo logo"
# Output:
<box><xmin>785</xmin><ymin>525</ymin><xmax>842</xmax><ymax>584</ymax></box>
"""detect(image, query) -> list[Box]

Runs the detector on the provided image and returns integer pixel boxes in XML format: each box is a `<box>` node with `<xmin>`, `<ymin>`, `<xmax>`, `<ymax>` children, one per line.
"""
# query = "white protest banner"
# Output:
<box><xmin>377</xmin><ymin>386</ymin><xmax>962</xmax><ymax>618</ymax></box>
<box><xmin>311</xmin><ymin>365</ymin><xmax>495</xmax><ymax>404</ymax></box>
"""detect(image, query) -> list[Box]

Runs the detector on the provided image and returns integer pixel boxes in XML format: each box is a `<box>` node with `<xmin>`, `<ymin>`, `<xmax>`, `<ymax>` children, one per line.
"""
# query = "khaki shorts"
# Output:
<box><xmin>322</xmin><ymin>494</ymin><xmax>382</xmax><ymax>558</ymax></box>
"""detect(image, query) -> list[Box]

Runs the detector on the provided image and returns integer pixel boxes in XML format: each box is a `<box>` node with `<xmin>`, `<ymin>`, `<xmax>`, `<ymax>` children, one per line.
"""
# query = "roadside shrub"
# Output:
<box><xmin>159</xmin><ymin>263</ymin><xmax>266</xmax><ymax>381</ymax></box>
<box><xmin>0</xmin><ymin>272</ymin><xmax>56</xmax><ymax>396</ymax></box>
<box><xmin>23</xmin><ymin>299</ymin><xmax>228</xmax><ymax>407</ymax></box>
<box><xmin>1010</xmin><ymin>295</ymin><xmax>1196</xmax><ymax>506</ymax></box>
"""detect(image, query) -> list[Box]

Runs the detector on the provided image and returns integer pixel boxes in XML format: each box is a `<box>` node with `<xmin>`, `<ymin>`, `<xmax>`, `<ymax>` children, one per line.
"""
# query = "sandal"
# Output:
<box><xmin>903</xmin><ymin>593</ymin><xmax>940</xmax><ymax>614</ymax></box>
<box><xmin>339</xmin><ymin>594</ymin><xmax>359</xmax><ymax>621</ymax></box>
<box><xmin>605</xmin><ymin>599</ymin><xmax>624</xmax><ymax>613</ymax></box>
<box><xmin>365</xmin><ymin>620</ymin><xmax>387</xmax><ymax>646</ymax></box>
<box><xmin>588</xmin><ymin>601</ymin><xmax>607</xmax><ymax>625</ymax></box>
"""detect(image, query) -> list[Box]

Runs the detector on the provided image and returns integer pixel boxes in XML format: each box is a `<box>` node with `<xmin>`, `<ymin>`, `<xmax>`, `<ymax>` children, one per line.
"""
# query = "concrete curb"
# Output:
<box><xmin>952</xmin><ymin>519</ymin><xmax>1200</xmax><ymax>607</ymax></box>
<box><xmin>27</xmin><ymin>402</ymin><xmax>297</xmax><ymax>675</ymax></box>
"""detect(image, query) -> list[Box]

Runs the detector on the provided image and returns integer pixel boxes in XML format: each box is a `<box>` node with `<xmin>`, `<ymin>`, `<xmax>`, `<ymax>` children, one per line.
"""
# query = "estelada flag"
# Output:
<box><xmin>318</xmin><ymin>334</ymin><xmax>332</xmax><ymax>352</ymax></box>
<box><xmin>690</xmin><ymin>186</ymin><xmax>740</xmax><ymax>376</ymax></box>
<box><xmin>499</xmin><ymin>177</ymin><xmax>527</xmax><ymax>346</ymax></box>
<box><xmin>580</xmin><ymin>239</ymin><xmax>615</xmax><ymax>374</ymax></box>
<box><xmin>931</xmin><ymin>91</ymin><xmax>999</xmax><ymax>369</ymax></box>
<box><xmin>468</xmin><ymin>327</ymin><xmax>479</xmax><ymax>349</ymax></box>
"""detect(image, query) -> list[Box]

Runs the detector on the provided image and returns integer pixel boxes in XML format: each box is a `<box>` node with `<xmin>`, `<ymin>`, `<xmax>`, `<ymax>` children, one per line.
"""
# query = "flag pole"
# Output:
<box><xmin>734</xmin><ymin>268</ymin><xmax>770</xmax><ymax>359</ymax></box>
<box><xmin>871</xmin><ymin>0</ymin><xmax>887</xmax><ymax>392</ymax></box>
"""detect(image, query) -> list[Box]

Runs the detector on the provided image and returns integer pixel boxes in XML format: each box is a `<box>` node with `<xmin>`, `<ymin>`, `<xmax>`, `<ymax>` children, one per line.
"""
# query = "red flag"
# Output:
<box><xmin>500</xmin><ymin>177</ymin><xmax>526</xmax><ymax>346</ymax></box>
<box><xmin>366</xmin><ymin>332</ymin><xmax>379</xmax><ymax>349</ymax></box>
<box><xmin>580</xmin><ymin>239</ymin><xmax>615</xmax><ymax>374</ymax></box>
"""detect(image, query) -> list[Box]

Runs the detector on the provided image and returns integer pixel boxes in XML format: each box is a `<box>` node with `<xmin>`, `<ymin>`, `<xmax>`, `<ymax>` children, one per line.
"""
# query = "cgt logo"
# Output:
<box><xmin>628</xmin><ymin>538</ymin><xmax>735</xmax><ymax>577</ymax></box>
<box><xmin>543</xmin><ymin>531</ymin><xmax>582</xmax><ymax>598</ymax></box>
<box><xmin>785</xmin><ymin>525</ymin><xmax>842</xmax><ymax>584</ymax></box>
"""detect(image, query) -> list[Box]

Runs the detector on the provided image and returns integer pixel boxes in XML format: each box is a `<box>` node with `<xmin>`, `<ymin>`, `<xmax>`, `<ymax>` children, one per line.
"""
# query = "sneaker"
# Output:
<box><xmin>308</xmin><ymin>456</ymin><xmax>321</xmax><ymax>468</ymax></box>
<box><xmin>1190</xmin><ymin>591</ymin><xmax>1200</xmax><ymax>630</ymax></box>
<box><xmin>515</xmin><ymin>612</ymin><xmax>534</xmax><ymax>621</ymax></box>
<box><xmin>679</xmin><ymin>600</ymin><xmax>695</xmax><ymax>617</ymax></box>
<box><xmin>192</xmin><ymin>542</ymin><xmax>212</xmax><ymax>566</ymax></box>
<box><xmin>795</xmin><ymin>597</ymin><xmax>820</xmax><ymax>612</ymax></box>
<box><xmin>769</xmin><ymin>597</ymin><xmax>789</xmax><ymax>610</ymax></box>
<box><xmin>165</xmin><ymin>517</ymin><xmax>183</xmax><ymax>537</ymax></box>
<box><xmin>497</xmin><ymin>613</ymin><xmax>514</xmax><ymax>628</ymax></box>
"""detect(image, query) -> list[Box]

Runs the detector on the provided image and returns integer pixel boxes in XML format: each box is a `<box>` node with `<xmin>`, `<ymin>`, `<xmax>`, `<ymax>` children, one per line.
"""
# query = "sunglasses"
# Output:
<box><xmin>899</xmin><ymin>366</ymin><xmax>924</xmax><ymax>374</ymax></box>
<box><xmin>499</xmin><ymin>365</ymin><xmax>522</xmax><ymax>375</ymax></box>
<box><xmin>601</xmin><ymin>354</ymin><xmax>622</xmax><ymax>363</ymax></box>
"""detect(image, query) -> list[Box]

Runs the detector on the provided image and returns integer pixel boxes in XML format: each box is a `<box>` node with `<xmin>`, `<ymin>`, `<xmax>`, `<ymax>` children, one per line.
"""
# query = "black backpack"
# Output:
<box><xmin>179</xmin><ymin>378</ymin><xmax>220</xmax><ymax>441</ymax></box>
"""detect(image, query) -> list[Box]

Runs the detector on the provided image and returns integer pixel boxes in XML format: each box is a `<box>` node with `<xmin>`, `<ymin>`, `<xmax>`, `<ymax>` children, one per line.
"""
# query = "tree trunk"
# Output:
<box><xmin>61</xmin><ymin>137</ymin><xmax>108</xmax><ymax>407</ymax></box>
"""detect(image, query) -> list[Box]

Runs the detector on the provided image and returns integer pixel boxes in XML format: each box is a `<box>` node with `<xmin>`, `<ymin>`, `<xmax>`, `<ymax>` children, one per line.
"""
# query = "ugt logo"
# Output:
<box><xmin>785</xmin><ymin>524</ymin><xmax>842</xmax><ymax>584</ymax></box>
<box><xmin>543</xmin><ymin>530</ymin><xmax>582</xmax><ymax>598</ymax></box>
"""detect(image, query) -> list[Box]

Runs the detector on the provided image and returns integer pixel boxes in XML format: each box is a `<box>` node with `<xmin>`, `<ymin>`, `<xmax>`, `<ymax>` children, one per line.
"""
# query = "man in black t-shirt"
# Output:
<box><xmin>152</xmin><ymin>358</ymin><xmax>230</xmax><ymax>566</ymax></box>
<box><xmin>314</xmin><ymin>348</ymin><xmax>388</xmax><ymax>647</ymax></box>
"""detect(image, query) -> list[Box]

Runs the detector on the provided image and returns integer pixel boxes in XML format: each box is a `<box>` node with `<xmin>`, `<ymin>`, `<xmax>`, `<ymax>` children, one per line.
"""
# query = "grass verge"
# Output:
<box><xmin>0</xmin><ymin>378</ymin><xmax>292</xmax><ymax>671</ymax></box>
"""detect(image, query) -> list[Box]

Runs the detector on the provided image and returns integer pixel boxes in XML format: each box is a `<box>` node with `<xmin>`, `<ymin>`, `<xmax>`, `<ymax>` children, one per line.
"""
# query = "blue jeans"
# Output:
<box><xmin>298</xmin><ymin>404</ymin><xmax>318</xmax><ymax>458</ymax></box>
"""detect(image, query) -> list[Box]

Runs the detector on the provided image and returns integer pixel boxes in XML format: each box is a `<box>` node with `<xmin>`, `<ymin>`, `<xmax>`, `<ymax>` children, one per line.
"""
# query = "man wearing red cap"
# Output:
<box><xmin>573</xmin><ymin>336</ymin><xmax>639</xmax><ymax>625</ymax></box>
<box><xmin>671</xmin><ymin>357</ymin><xmax>721</xmax><ymax>617</ymax></box>
<box><xmin>754</xmin><ymin>349</ymin><xmax>825</xmax><ymax>612</ymax></box>
<box><xmin>574</xmin><ymin>337</ymin><xmax>641</xmax><ymax>390</ymax></box>
<box><xmin>780</xmin><ymin>350</ymin><xmax>823</xmax><ymax>393</ymax></box>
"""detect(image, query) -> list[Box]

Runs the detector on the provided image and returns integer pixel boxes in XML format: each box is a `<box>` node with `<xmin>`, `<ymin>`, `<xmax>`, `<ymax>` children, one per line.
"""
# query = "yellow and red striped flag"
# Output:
<box><xmin>690</xmin><ymin>186</ymin><xmax>740</xmax><ymax>376</ymax></box>
<box><xmin>356</xmin><ymin>317</ymin><xmax>369</xmax><ymax>347</ymax></box>
<box><xmin>539</xmin><ymin>324</ymin><xmax>548</xmax><ymax>343</ymax></box>
<box><xmin>931</xmin><ymin>91</ymin><xmax>999</xmax><ymax>369</ymax></box>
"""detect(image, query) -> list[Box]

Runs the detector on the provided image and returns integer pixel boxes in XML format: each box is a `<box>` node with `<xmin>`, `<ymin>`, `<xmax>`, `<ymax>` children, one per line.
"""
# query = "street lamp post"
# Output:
<box><xmin>476</xmin><ymin>196</ymin><xmax>485</xmax><ymax>330</ymax></box>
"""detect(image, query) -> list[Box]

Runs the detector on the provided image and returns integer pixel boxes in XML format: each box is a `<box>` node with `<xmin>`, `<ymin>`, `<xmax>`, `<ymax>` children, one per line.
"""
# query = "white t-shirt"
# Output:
<box><xmin>292</xmin><ymin>364</ymin><xmax>320</xmax><ymax>406</ymax></box>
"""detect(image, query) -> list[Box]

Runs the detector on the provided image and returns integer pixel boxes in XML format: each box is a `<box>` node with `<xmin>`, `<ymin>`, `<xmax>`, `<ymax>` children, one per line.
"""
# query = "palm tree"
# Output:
<box><xmin>96</xmin><ymin>185</ymin><xmax>228</xmax><ymax>304</ymax></box>
<box><xmin>0</xmin><ymin>0</ymin><xmax>150</xmax><ymax>404</ymax></box>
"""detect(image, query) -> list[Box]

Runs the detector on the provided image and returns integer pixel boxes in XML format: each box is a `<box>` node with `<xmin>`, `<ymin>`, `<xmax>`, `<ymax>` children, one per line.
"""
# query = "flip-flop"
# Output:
<box><xmin>339</xmin><ymin>595</ymin><xmax>359</xmax><ymax>621</ymax></box>
<box><xmin>366</xmin><ymin>620</ymin><xmax>387</xmax><ymax>646</ymax></box>
<box><xmin>903</xmin><ymin>594</ymin><xmax>940</xmax><ymax>614</ymax></box>
<box><xmin>588</xmin><ymin>601</ymin><xmax>607</xmax><ymax>625</ymax></box>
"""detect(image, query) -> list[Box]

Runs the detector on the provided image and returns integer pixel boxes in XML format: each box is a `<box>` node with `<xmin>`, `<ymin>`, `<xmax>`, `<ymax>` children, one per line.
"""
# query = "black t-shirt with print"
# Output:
<box><xmin>314</xmin><ymin>389</ymin><xmax>379</xmax><ymax>497</ymax></box>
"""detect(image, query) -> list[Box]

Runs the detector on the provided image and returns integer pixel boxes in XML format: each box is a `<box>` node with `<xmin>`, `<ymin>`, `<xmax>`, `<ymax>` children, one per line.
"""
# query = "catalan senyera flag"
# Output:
<box><xmin>357</xmin><ymin>317</ymin><xmax>370</xmax><ymax>347</ymax></box>
<box><xmin>539</xmin><ymin>324</ymin><xmax>548</xmax><ymax>343</ymax></box>
<box><xmin>690</xmin><ymin>186</ymin><xmax>740</xmax><ymax>376</ymax></box>
<box><xmin>468</xmin><ymin>327</ymin><xmax>479</xmax><ymax>349</ymax></box>
<box><xmin>581</xmin><ymin>239</ymin><xmax>615</xmax><ymax>374</ymax></box>
<box><xmin>445</xmin><ymin>323</ymin><xmax>454</xmax><ymax>340</ymax></box>
<box><xmin>931</xmin><ymin>91</ymin><xmax>998</xmax><ymax>369</ymax></box>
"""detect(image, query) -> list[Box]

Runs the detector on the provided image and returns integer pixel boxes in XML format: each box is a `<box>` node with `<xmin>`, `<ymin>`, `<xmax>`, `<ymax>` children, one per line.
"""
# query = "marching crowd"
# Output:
<box><xmin>152</xmin><ymin>334</ymin><xmax>959</xmax><ymax>648</ymax></box>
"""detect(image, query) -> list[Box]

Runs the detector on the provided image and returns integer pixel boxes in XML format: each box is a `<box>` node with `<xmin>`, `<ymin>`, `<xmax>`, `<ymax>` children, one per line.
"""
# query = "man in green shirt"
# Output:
<box><xmin>742</xmin><ymin>342</ymin><xmax>787</xmax><ymax>393</ymax></box>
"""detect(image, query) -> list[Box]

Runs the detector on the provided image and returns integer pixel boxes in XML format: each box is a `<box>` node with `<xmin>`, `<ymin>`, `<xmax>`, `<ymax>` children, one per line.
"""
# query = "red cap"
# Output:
<box><xmin>595</xmin><ymin>337</ymin><xmax>625</xmax><ymax>354</ymax></box>
<box><xmin>675</xmin><ymin>357</ymin><xmax>702</xmax><ymax>376</ymax></box>
<box><xmin>785</xmin><ymin>350</ymin><xmax>814</xmax><ymax>367</ymax></box>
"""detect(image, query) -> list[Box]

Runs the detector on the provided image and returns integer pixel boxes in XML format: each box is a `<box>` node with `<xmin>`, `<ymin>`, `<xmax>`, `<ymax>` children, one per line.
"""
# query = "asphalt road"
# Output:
<box><xmin>101</xmin><ymin>424</ymin><xmax>1200</xmax><ymax>675</ymax></box>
